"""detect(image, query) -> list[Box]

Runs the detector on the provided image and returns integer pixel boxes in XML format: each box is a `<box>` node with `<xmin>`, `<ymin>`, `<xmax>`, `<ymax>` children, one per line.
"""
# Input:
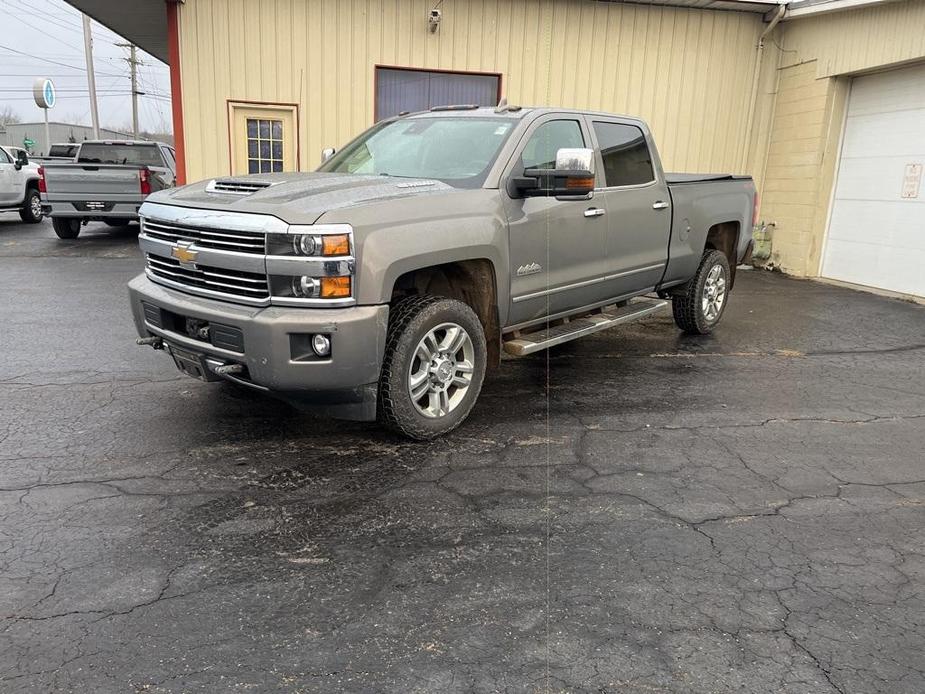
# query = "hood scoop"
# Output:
<box><xmin>205</xmin><ymin>178</ymin><xmax>276</xmax><ymax>196</ymax></box>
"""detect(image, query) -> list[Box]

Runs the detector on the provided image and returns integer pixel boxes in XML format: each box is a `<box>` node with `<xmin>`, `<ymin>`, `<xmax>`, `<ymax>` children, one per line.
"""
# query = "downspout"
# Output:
<box><xmin>741</xmin><ymin>3</ymin><xmax>787</xmax><ymax>173</ymax></box>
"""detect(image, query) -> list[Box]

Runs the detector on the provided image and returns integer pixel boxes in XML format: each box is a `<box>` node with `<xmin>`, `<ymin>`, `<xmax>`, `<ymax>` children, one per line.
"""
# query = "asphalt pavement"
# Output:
<box><xmin>1</xmin><ymin>213</ymin><xmax>924</xmax><ymax>693</ymax></box>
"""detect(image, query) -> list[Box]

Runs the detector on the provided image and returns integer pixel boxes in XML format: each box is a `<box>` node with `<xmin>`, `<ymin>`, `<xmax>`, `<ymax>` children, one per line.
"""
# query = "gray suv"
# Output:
<box><xmin>130</xmin><ymin>106</ymin><xmax>755</xmax><ymax>439</ymax></box>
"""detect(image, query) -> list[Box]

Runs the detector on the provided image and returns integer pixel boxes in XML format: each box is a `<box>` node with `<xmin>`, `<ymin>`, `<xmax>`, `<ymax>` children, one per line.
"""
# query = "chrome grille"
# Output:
<box><xmin>142</xmin><ymin>219</ymin><xmax>266</xmax><ymax>254</ymax></box>
<box><xmin>145</xmin><ymin>254</ymin><xmax>269</xmax><ymax>301</ymax></box>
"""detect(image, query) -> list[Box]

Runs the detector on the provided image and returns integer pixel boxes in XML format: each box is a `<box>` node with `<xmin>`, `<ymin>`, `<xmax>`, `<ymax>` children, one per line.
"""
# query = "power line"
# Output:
<box><xmin>0</xmin><ymin>42</ymin><xmax>122</xmax><ymax>77</ymax></box>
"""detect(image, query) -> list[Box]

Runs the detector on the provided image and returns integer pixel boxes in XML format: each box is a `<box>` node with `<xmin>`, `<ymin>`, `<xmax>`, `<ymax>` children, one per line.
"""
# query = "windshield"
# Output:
<box><xmin>318</xmin><ymin>116</ymin><xmax>515</xmax><ymax>188</ymax></box>
<box><xmin>78</xmin><ymin>144</ymin><xmax>163</xmax><ymax>166</ymax></box>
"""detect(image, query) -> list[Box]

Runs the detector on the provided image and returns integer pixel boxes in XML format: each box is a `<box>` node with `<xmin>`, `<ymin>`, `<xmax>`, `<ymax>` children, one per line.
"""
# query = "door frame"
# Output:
<box><xmin>226</xmin><ymin>100</ymin><xmax>301</xmax><ymax>176</ymax></box>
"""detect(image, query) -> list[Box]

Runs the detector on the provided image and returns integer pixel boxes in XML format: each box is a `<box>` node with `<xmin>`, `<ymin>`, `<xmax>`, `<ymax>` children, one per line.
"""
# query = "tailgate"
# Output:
<box><xmin>43</xmin><ymin>164</ymin><xmax>142</xmax><ymax>202</ymax></box>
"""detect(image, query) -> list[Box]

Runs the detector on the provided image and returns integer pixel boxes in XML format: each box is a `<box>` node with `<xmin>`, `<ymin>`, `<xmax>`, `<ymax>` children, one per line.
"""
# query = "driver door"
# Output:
<box><xmin>502</xmin><ymin>114</ymin><xmax>610</xmax><ymax>325</ymax></box>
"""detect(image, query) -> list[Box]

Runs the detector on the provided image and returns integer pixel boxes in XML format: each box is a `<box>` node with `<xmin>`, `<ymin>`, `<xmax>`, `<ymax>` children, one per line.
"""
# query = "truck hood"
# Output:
<box><xmin>145</xmin><ymin>172</ymin><xmax>457</xmax><ymax>224</ymax></box>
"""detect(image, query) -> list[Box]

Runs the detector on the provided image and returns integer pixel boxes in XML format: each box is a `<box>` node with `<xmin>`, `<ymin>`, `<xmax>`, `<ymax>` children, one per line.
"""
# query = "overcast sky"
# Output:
<box><xmin>0</xmin><ymin>0</ymin><xmax>172</xmax><ymax>133</ymax></box>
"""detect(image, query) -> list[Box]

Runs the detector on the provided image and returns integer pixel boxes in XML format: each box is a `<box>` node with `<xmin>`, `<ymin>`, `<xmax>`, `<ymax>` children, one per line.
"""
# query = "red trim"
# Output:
<box><xmin>166</xmin><ymin>1</ymin><xmax>186</xmax><ymax>185</ymax></box>
<box><xmin>225</xmin><ymin>100</ymin><xmax>301</xmax><ymax>174</ymax></box>
<box><xmin>372</xmin><ymin>64</ymin><xmax>503</xmax><ymax>122</ymax></box>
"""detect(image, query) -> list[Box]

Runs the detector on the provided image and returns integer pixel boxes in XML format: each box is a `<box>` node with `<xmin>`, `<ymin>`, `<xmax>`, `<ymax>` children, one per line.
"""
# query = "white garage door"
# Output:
<box><xmin>821</xmin><ymin>63</ymin><xmax>925</xmax><ymax>297</ymax></box>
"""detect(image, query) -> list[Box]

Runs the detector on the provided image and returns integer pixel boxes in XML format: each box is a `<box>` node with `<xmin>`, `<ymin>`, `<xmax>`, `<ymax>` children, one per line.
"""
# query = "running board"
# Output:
<box><xmin>502</xmin><ymin>298</ymin><xmax>668</xmax><ymax>356</ymax></box>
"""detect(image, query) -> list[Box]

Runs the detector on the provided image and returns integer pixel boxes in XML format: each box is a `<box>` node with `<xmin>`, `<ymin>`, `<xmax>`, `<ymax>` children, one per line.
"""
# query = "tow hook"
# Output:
<box><xmin>212</xmin><ymin>363</ymin><xmax>244</xmax><ymax>376</ymax></box>
<box><xmin>136</xmin><ymin>336</ymin><xmax>163</xmax><ymax>350</ymax></box>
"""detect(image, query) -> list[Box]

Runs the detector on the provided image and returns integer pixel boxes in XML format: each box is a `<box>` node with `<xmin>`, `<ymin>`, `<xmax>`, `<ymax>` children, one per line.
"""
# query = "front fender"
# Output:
<box><xmin>317</xmin><ymin>189</ymin><xmax>511</xmax><ymax>324</ymax></box>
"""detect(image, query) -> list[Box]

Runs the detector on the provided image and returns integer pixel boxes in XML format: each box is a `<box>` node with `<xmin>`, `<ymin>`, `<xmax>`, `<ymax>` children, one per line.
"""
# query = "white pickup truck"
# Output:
<box><xmin>0</xmin><ymin>145</ymin><xmax>43</xmax><ymax>224</ymax></box>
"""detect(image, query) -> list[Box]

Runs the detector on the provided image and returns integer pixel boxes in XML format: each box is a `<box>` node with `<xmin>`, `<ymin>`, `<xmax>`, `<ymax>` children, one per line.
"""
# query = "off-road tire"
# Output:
<box><xmin>18</xmin><ymin>189</ymin><xmax>43</xmax><ymax>223</ymax></box>
<box><xmin>103</xmin><ymin>218</ymin><xmax>131</xmax><ymax>227</ymax></box>
<box><xmin>52</xmin><ymin>217</ymin><xmax>81</xmax><ymax>239</ymax></box>
<box><xmin>672</xmin><ymin>249</ymin><xmax>731</xmax><ymax>335</ymax></box>
<box><xmin>378</xmin><ymin>295</ymin><xmax>487</xmax><ymax>440</ymax></box>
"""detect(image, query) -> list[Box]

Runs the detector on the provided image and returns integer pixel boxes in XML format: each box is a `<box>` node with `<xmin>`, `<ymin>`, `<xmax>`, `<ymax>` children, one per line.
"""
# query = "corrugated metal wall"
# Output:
<box><xmin>781</xmin><ymin>0</ymin><xmax>925</xmax><ymax>78</ymax></box>
<box><xmin>177</xmin><ymin>0</ymin><xmax>768</xmax><ymax>183</ymax></box>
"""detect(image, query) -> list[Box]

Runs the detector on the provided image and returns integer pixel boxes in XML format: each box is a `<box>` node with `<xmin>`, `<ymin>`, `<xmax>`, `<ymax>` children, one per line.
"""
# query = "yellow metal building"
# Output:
<box><xmin>75</xmin><ymin>0</ymin><xmax>925</xmax><ymax>296</ymax></box>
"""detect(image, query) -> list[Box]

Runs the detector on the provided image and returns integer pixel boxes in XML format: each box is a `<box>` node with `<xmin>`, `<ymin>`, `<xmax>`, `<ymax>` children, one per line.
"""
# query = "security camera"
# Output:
<box><xmin>428</xmin><ymin>8</ymin><xmax>442</xmax><ymax>32</ymax></box>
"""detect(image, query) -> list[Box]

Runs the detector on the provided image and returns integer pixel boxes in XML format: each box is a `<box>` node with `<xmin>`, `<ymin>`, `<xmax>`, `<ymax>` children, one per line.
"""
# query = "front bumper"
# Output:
<box><xmin>128</xmin><ymin>274</ymin><xmax>389</xmax><ymax>420</ymax></box>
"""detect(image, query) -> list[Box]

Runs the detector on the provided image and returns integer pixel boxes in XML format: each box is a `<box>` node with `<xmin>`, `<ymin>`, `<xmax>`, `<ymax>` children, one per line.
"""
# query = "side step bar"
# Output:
<box><xmin>502</xmin><ymin>297</ymin><xmax>668</xmax><ymax>356</ymax></box>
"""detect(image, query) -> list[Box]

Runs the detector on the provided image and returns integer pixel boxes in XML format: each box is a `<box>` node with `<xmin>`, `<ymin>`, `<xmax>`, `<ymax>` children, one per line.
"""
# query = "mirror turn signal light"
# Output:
<box><xmin>565</xmin><ymin>176</ymin><xmax>595</xmax><ymax>190</ymax></box>
<box><xmin>320</xmin><ymin>276</ymin><xmax>351</xmax><ymax>298</ymax></box>
<box><xmin>322</xmin><ymin>234</ymin><xmax>350</xmax><ymax>256</ymax></box>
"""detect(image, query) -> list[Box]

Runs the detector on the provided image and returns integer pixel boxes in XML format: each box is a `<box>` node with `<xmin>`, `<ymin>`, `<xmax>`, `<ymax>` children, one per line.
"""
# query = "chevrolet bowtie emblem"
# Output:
<box><xmin>171</xmin><ymin>242</ymin><xmax>198</xmax><ymax>268</ymax></box>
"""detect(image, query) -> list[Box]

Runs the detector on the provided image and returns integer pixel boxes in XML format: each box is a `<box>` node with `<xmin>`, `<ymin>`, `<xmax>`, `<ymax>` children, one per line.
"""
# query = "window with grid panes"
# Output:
<box><xmin>246</xmin><ymin>118</ymin><xmax>284</xmax><ymax>173</ymax></box>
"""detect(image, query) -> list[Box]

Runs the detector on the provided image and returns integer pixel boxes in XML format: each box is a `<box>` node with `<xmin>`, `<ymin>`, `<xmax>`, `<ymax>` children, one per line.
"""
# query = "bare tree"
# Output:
<box><xmin>0</xmin><ymin>106</ymin><xmax>22</xmax><ymax>126</ymax></box>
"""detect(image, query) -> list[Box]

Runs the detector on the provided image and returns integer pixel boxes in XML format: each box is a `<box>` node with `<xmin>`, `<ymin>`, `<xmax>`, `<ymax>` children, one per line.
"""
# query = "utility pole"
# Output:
<box><xmin>81</xmin><ymin>14</ymin><xmax>100</xmax><ymax>138</ymax></box>
<box><xmin>116</xmin><ymin>43</ymin><xmax>144</xmax><ymax>138</ymax></box>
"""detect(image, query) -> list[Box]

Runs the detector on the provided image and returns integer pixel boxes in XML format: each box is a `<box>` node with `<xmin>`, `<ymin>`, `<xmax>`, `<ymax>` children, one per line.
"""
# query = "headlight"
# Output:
<box><xmin>266</xmin><ymin>224</ymin><xmax>355</xmax><ymax>306</ymax></box>
<box><xmin>268</xmin><ymin>231</ymin><xmax>351</xmax><ymax>257</ymax></box>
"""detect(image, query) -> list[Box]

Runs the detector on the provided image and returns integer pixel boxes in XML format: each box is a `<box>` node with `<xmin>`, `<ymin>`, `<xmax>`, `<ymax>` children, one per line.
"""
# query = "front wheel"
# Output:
<box><xmin>672</xmin><ymin>249</ymin><xmax>731</xmax><ymax>335</ymax></box>
<box><xmin>19</xmin><ymin>189</ymin><xmax>43</xmax><ymax>223</ymax></box>
<box><xmin>52</xmin><ymin>217</ymin><xmax>81</xmax><ymax>239</ymax></box>
<box><xmin>378</xmin><ymin>296</ymin><xmax>487</xmax><ymax>440</ymax></box>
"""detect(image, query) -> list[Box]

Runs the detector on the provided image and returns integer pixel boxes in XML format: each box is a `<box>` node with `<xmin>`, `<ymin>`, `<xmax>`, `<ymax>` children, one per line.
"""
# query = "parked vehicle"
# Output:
<box><xmin>0</xmin><ymin>145</ymin><xmax>43</xmax><ymax>223</ymax></box>
<box><xmin>130</xmin><ymin>106</ymin><xmax>756</xmax><ymax>439</ymax></box>
<box><xmin>40</xmin><ymin>140</ymin><xmax>177</xmax><ymax>239</ymax></box>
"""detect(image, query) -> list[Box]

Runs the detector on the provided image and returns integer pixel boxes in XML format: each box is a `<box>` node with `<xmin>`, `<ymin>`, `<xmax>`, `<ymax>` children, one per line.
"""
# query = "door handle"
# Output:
<box><xmin>584</xmin><ymin>207</ymin><xmax>606</xmax><ymax>218</ymax></box>
<box><xmin>652</xmin><ymin>201</ymin><xmax>669</xmax><ymax>210</ymax></box>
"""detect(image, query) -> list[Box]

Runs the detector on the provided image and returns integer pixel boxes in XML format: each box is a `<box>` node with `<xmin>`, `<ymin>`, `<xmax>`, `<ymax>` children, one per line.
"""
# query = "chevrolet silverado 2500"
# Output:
<box><xmin>129</xmin><ymin>106</ymin><xmax>756</xmax><ymax>439</ymax></box>
<box><xmin>41</xmin><ymin>140</ymin><xmax>177</xmax><ymax>238</ymax></box>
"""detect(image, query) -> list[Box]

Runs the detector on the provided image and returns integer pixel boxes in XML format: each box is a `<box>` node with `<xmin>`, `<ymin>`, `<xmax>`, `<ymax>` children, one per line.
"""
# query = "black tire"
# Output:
<box><xmin>378</xmin><ymin>296</ymin><xmax>487</xmax><ymax>440</ymax></box>
<box><xmin>18</xmin><ymin>189</ymin><xmax>43</xmax><ymax>224</ymax></box>
<box><xmin>672</xmin><ymin>249</ymin><xmax>731</xmax><ymax>335</ymax></box>
<box><xmin>103</xmin><ymin>218</ymin><xmax>132</xmax><ymax>227</ymax></box>
<box><xmin>52</xmin><ymin>217</ymin><xmax>81</xmax><ymax>239</ymax></box>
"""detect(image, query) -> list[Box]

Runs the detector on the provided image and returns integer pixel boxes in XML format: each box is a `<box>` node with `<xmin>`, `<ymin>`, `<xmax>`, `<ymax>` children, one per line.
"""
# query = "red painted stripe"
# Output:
<box><xmin>166</xmin><ymin>1</ymin><xmax>186</xmax><ymax>185</ymax></box>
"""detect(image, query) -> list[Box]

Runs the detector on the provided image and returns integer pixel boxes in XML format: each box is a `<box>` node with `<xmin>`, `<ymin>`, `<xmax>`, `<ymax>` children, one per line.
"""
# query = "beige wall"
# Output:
<box><xmin>176</xmin><ymin>0</ymin><xmax>771</xmax><ymax>184</ymax></box>
<box><xmin>758</xmin><ymin>0</ymin><xmax>925</xmax><ymax>276</ymax></box>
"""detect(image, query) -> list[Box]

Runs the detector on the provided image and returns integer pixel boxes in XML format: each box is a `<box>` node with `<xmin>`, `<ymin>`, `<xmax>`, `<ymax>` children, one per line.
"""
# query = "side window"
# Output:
<box><xmin>592</xmin><ymin>121</ymin><xmax>655</xmax><ymax>187</ymax></box>
<box><xmin>520</xmin><ymin>119</ymin><xmax>584</xmax><ymax>171</ymax></box>
<box><xmin>0</xmin><ymin>149</ymin><xmax>11</xmax><ymax>164</ymax></box>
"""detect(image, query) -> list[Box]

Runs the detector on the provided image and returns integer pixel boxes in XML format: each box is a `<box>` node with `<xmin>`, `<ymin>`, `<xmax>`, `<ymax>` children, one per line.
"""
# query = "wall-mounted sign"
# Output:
<box><xmin>32</xmin><ymin>78</ymin><xmax>56</xmax><ymax>109</ymax></box>
<box><xmin>901</xmin><ymin>163</ymin><xmax>922</xmax><ymax>199</ymax></box>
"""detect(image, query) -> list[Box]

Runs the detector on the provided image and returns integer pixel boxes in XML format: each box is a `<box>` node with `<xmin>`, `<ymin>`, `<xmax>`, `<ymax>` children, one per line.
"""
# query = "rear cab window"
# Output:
<box><xmin>592</xmin><ymin>121</ymin><xmax>655</xmax><ymax>187</ymax></box>
<box><xmin>77</xmin><ymin>143</ymin><xmax>165</xmax><ymax>167</ymax></box>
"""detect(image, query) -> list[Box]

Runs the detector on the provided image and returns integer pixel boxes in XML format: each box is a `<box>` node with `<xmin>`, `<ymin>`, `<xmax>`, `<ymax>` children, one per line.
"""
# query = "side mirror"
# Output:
<box><xmin>321</xmin><ymin>147</ymin><xmax>336</xmax><ymax>163</ymax></box>
<box><xmin>14</xmin><ymin>151</ymin><xmax>28</xmax><ymax>170</ymax></box>
<box><xmin>512</xmin><ymin>147</ymin><xmax>595</xmax><ymax>198</ymax></box>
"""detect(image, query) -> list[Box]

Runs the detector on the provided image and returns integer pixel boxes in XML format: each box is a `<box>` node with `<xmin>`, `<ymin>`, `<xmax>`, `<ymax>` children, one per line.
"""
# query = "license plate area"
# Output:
<box><xmin>165</xmin><ymin>343</ymin><xmax>222</xmax><ymax>382</ymax></box>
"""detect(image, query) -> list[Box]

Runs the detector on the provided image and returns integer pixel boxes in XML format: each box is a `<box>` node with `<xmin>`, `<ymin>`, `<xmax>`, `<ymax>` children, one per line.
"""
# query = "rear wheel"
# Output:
<box><xmin>378</xmin><ymin>296</ymin><xmax>487</xmax><ymax>440</ymax></box>
<box><xmin>52</xmin><ymin>217</ymin><xmax>81</xmax><ymax>239</ymax></box>
<box><xmin>672</xmin><ymin>249</ymin><xmax>731</xmax><ymax>334</ymax></box>
<box><xmin>18</xmin><ymin>189</ymin><xmax>43</xmax><ymax>224</ymax></box>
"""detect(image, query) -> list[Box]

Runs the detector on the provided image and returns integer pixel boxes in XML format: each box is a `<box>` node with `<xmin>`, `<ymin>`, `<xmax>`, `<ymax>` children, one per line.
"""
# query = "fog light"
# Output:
<box><xmin>292</xmin><ymin>275</ymin><xmax>319</xmax><ymax>298</ymax></box>
<box><xmin>312</xmin><ymin>334</ymin><xmax>331</xmax><ymax>357</ymax></box>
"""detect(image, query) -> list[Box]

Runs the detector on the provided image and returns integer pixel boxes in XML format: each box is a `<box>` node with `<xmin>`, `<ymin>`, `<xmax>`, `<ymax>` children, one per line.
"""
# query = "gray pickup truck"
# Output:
<box><xmin>129</xmin><ymin>106</ymin><xmax>755</xmax><ymax>439</ymax></box>
<box><xmin>41</xmin><ymin>140</ymin><xmax>177</xmax><ymax>239</ymax></box>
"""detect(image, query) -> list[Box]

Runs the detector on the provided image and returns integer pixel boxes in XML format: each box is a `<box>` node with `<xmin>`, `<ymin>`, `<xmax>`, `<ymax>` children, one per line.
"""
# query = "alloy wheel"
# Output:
<box><xmin>408</xmin><ymin>322</ymin><xmax>475</xmax><ymax>418</ymax></box>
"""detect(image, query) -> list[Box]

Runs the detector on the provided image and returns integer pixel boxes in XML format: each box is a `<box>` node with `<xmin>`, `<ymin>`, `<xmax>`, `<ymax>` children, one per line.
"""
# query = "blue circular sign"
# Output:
<box><xmin>43</xmin><ymin>80</ymin><xmax>55</xmax><ymax>108</ymax></box>
<box><xmin>33</xmin><ymin>78</ymin><xmax>56</xmax><ymax>109</ymax></box>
